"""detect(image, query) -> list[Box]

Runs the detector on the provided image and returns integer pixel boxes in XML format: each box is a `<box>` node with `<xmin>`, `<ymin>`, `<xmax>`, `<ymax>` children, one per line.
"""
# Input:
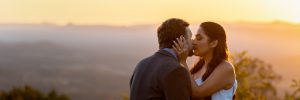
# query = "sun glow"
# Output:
<box><xmin>0</xmin><ymin>0</ymin><xmax>299</xmax><ymax>25</ymax></box>
<box><xmin>289</xmin><ymin>18</ymin><xmax>300</xmax><ymax>23</ymax></box>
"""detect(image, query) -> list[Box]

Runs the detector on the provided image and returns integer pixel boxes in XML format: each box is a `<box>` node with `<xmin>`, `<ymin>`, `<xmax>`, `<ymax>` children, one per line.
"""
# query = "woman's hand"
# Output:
<box><xmin>172</xmin><ymin>36</ymin><xmax>189</xmax><ymax>66</ymax></box>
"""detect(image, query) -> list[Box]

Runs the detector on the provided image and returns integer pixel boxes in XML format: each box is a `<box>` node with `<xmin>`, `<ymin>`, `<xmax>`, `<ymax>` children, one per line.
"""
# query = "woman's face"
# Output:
<box><xmin>193</xmin><ymin>27</ymin><xmax>214</xmax><ymax>56</ymax></box>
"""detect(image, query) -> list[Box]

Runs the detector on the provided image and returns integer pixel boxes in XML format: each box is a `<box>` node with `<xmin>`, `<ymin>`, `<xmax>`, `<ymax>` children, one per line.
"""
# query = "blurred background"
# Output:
<box><xmin>0</xmin><ymin>0</ymin><xmax>300</xmax><ymax>100</ymax></box>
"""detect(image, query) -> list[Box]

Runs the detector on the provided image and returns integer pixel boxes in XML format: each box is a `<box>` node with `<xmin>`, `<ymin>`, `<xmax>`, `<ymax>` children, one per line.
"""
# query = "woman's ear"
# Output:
<box><xmin>210</xmin><ymin>40</ymin><xmax>218</xmax><ymax>48</ymax></box>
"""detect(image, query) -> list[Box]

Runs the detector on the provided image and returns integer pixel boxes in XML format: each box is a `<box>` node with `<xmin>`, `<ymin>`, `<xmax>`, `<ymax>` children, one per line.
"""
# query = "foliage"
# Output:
<box><xmin>0</xmin><ymin>85</ymin><xmax>70</xmax><ymax>100</ymax></box>
<box><xmin>232</xmin><ymin>51</ymin><xmax>282</xmax><ymax>100</ymax></box>
<box><xmin>285</xmin><ymin>79</ymin><xmax>300</xmax><ymax>100</ymax></box>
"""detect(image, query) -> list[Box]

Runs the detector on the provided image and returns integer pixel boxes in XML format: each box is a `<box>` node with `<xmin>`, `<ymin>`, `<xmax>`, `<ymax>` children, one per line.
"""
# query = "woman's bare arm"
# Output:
<box><xmin>180</xmin><ymin>61</ymin><xmax>235</xmax><ymax>98</ymax></box>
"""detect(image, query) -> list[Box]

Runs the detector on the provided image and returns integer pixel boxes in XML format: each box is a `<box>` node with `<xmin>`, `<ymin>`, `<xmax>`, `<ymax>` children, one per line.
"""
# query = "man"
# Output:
<box><xmin>130</xmin><ymin>18</ymin><xmax>194</xmax><ymax>100</ymax></box>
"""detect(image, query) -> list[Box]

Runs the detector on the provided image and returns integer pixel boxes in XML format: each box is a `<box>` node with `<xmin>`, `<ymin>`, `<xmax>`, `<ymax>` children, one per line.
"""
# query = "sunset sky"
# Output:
<box><xmin>1</xmin><ymin>0</ymin><xmax>300</xmax><ymax>25</ymax></box>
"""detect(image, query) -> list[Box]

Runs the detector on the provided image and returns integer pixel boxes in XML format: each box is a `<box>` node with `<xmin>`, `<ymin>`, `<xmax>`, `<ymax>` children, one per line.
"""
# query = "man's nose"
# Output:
<box><xmin>192</xmin><ymin>39</ymin><xmax>196</xmax><ymax>45</ymax></box>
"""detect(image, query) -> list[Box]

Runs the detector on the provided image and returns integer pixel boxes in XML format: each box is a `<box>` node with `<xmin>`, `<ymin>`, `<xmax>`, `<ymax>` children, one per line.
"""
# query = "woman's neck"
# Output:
<box><xmin>203</xmin><ymin>51</ymin><xmax>213</xmax><ymax>67</ymax></box>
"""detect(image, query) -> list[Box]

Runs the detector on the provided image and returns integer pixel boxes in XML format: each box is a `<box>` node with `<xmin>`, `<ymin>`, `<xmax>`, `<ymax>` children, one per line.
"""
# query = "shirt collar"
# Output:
<box><xmin>162</xmin><ymin>48</ymin><xmax>177</xmax><ymax>60</ymax></box>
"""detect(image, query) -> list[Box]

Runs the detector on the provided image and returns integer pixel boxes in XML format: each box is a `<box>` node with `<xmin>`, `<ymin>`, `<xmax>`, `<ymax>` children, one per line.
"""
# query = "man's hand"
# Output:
<box><xmin>173</xmin><ymin>36</ymin><xmax>189</xmax><ymax>66</ymax></box>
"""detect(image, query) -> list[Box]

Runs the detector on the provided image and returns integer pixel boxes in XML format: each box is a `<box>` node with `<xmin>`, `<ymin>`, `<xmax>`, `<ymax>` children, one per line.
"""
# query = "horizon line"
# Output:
<box><xmin>0</xmin><ymin>20</ymin><xmax>299</xmax><ymax>27</ymax></box>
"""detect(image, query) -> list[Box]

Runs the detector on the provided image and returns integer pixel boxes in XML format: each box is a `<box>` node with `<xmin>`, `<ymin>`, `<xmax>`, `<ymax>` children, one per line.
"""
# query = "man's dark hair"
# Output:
<box><xmin>157</xmin><ymin>18</ymin><xmax>189</xmax><ymax>49</ymax></box>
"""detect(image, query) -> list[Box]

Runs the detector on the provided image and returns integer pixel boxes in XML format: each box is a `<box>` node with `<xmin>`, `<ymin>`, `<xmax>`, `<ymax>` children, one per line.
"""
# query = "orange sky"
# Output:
<box><xmin>1</xmin><ymin>0</ymin><xmax>300</xmax><ymax>26</ymax></box>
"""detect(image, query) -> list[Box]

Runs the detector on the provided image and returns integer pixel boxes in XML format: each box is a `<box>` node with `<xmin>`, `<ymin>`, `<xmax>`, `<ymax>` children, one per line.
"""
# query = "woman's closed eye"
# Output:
<box><xmin>196</xmin><ymin>35</ymin><xmax>202</xmax><ymax>40</ymax></box>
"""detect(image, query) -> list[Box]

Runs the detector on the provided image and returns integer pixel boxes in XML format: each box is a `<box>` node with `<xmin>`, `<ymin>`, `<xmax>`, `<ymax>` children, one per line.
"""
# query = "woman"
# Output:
<box><xmin>172</xmin><ymin>22</ymin><xmax>237</xmax><ymax>100</ymax></box>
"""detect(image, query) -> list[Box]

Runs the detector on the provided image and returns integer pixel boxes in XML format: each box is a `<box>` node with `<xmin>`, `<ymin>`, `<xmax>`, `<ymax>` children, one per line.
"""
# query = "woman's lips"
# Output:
<box><xmin>193</xmin><ymin>46</ymin><xmax>197</xmax><ymax>51</ymax></box>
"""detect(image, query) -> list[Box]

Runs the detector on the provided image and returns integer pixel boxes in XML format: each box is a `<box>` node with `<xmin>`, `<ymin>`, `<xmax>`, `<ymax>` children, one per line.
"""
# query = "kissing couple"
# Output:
<box><xmin>130</xmin><ymin>18</ymin><xmax>237</xmax><ymax>100</ymax></box>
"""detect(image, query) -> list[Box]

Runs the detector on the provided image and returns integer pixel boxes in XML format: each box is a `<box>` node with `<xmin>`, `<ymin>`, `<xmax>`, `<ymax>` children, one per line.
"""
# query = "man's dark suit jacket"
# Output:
<box><xmin>130</xmin><ymin>49</ymin><xmax>192</xmax><ymax>100</ymax></box>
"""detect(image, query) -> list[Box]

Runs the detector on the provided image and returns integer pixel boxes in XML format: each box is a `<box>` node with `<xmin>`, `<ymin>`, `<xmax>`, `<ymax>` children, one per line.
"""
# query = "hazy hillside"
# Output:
<box><xmin>0</xmin><ymin>22</ymin><xmax>299</xmax><ymax>99</ymax></box>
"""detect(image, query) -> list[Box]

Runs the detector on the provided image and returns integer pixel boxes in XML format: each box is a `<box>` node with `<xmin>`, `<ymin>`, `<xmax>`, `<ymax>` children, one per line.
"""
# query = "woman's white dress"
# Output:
<box><xmin>195</xmin><ymin>78</ymin><xmax>237</xmax><ymax>100</ymax></box>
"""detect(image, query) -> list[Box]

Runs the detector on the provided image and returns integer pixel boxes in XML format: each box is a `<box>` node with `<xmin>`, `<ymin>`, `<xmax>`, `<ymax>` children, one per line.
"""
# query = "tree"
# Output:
<box><xmin>0</xmin><ymin>85</ymin><xmax>70</xmax><ymax>100</ymax></box>
<box><xmin>232</xmin><ymin>51</ymin><xmax>282</xmax><ymax>100</ymax></box>
<box><xmin>285</xmin><ymin>79</ymin><xmax>300</xmax><ymax>100</ymax></box>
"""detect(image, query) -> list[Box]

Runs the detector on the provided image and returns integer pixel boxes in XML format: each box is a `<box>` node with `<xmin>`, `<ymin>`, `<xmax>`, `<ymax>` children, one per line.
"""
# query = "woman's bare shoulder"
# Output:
<box><xmin>217</xmin><ymin>60</ymin><xmax>234</xmax><ymax>73</ymax></box>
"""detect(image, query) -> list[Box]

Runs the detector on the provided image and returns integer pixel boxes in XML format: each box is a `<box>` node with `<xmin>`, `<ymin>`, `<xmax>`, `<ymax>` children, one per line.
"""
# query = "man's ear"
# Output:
<box><xmin>210</xmin><ymin>40</ymin><xmax>218</xmax><ymax>48</ymax></box>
